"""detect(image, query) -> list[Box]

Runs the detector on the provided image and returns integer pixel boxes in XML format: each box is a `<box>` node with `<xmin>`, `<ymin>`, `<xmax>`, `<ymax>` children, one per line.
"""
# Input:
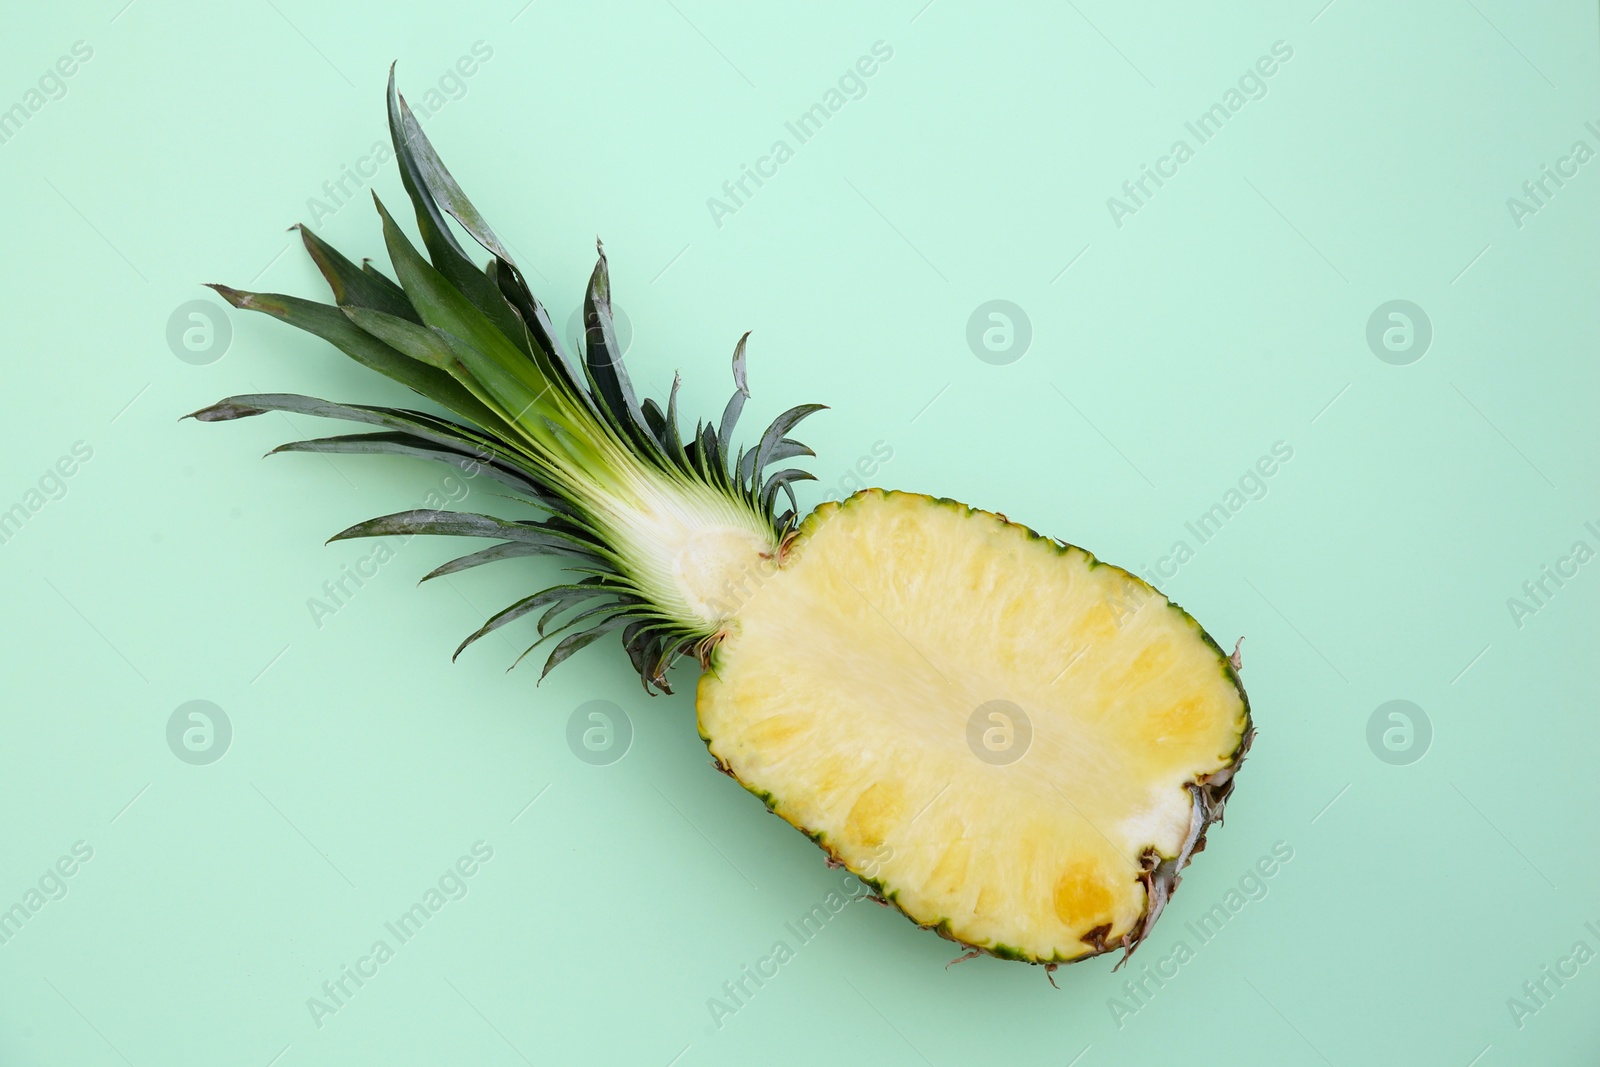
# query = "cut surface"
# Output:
<box><xmin>697</xmin><ymin>489</ymin><xmax>1250</xmax><ymax>963</ymax></box>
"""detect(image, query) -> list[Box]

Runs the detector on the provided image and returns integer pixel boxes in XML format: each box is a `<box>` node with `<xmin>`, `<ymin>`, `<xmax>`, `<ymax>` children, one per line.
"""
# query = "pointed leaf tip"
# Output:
<box><xmin>206</xmin><ymin>283</ymin><xmax>248</xmax><ymax>308</ymax></box>
<box><xmin>731</xmin><ymin>332</ymin><xmax>751</xmax><ymax>396</ymax></box>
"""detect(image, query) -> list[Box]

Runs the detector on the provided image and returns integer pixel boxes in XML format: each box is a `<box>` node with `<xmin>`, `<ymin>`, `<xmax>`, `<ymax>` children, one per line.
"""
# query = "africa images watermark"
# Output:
<box><xmin>306</xmin><ymin>840</ymin><xmax>495</xmax><ymax>1029</ymax></box>
<box><xmin>706</xmin><ymin>40</ymin><xmax>895</xmax><ymax>228</ymax></box>
<box><xmin>705</xmin><ymin>847</ymin><xmax>890</xmax><ymax>1031</ymax></box>
<box><xmin>306</xmin><ymin>458</ymin><xmax>485</xmax><ymax>628</ymax></box>
<box><xmin>1108</xmin><ymin>840</ymin><xmax>1294</xmax><ymax>1028</ymax></box>
<box><xmin>1505</xmin><ymin>917</ymin><xmax>1600</xmax><ymax>1031</ymax></box>
<box><xmin>0</xmin><ymin>440</ymin><xmax>94</xmax><ymax>548</ymax></box>
<box><xmin>305</xmin><ymin>41</ymin><xmax>495</xmax><ymax>229</ymax></box>
<box><xmin>0</xmin><ymin>841</ymin><xmax>95</xmax><ymax>948</ymax></box>
<box><xmin>1132</xmin><ymin>440</ymin><xmax>1294</xmax><ymax>590</ymax></box>
<box><xmin>0</xmin><ymin>40</ymin><xmax>94</xmax><ymax>148</ymax></box>
<box><xmin>1504</xmin><ymin>517</ymin><xmax>1599</xmax><ymax>630</ymax></box>
<box><xmin>818</xmin><ymin>440</ymin><xmax>893</xmax><ymax>504</ymax></box>
<box><xmin>1505</xmin><ymin>119</ymin><xmax>1600</xmax><ymax>230</ymax></box>
<box><xmin>1105</xmin><ymin>40</ymin><xmax>1295</xmax><ymax>229</ymax></box>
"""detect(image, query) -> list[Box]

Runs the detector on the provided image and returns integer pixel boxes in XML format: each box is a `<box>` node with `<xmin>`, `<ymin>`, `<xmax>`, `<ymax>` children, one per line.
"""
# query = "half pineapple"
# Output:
<box><xmin>193</xmin><ymin>73</ymin><xmax>1252</xmax><ymax>972</ymax></box>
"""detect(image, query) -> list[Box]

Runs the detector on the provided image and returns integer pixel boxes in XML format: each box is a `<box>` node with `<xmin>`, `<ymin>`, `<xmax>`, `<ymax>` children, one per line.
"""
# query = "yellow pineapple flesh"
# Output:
<box><xmin>698</xmin><ymin>489</ymin><xmax>1251</xmax><ymax>964</ymax></box>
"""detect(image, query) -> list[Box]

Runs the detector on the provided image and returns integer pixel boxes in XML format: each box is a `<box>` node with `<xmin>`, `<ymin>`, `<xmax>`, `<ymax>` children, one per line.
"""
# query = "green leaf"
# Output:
<box><xmin>581</xmin><ymin>244</ymin><xmax>651</xmax><ymax>452</ymax></box>
<box><xmin>454</xmin><ymin>580</ymin><xmax>611</xmax><ymax>661</ymax></box>
<box><xmin>716</xmin><ymin>332</ymin><xmax>752</xmax><ymax>463</ymax></box>
<box><xmin>418</xmin><ymin>541</ymin><xmax>550</xmax><ymax>582</ymax></box>
<box><xmin>340</xmin><ymin>304</ymin><xmax>534</xmax><ymax>443</ymax></box>
<box><xmin>749</xmin><ymin>404</ymin><xmax>826</xmax><ymax>500</ymax></box>
<box><xmin>206</xmin><ymin>284</ymin><xmax>503</xmax><ymax>432</ymax></box>
<box><xmin>267</xmin><ymin>431</ymin><xmax>542</xmax><ymax>496</ymax></box>
<box><xmin>295</xmin><ymin>224</ymin><xmax>420</xmax><ymax>323</ymax></box>
<box><xmin>188</xmin><ymin>393</ymin><xmax>547</xmax><ymax>499</ymax></box>
<box><xmin>761</xmin><ymin>467</ymin><xmax>816</xmax><ymax>516</ymax></box>
<box><xmin>536</xmin><ymin>613</ymin><xmax>631</xmax><ymax>681</ymax></box>
<box><xmin>386</xmin><ymin>68</ymin><xmax>464</xmax><ymax>259</ymax></box>
<box><xmin>640</xmin><ymin>398</ymin><xmax>667</xmax><ymax>447</ymax></box>
<box><xmin>535</xmin><ymin>598</ymin><xmax>626</xmax><ymax>641</ymax></box>
<box><xmin>488</xmin><ymin>258</ymin><xmax>586</xmax><ymax>405</ymax></box>
<box><xmin>620</xmin><ymin>620</ymin><xmax>687</xmax><ymax>693</ymax></box>
<box><xmin>387</xmin><ymin>85</ymin><xmax>511</xmax><ymax>264</ymax></box>
<box><xmin>339</xmin><ymin>305</ymin><xmax>451</xmax><ymax>365</ymax></box>
<box><xmin>374</xmin><ymin>198</ymin><xmax>560</xmax><ymax>433</ymax></box>
<box><xmin>767</xmin><ymin>438</ymin><xmax>814</xmax><ymax>463</ymax></box>
<box><xmin>662</xmin><ymin>373</ymin><xmax>688</xmax><ymax>467</ymax></box>
<box><xmin>384</xmin><ymin>67</ymin><xmax>531</xmax><ymax>356</ymax></box>
<box><xmin>361</xmin><ymin>260</ymin><xmax>408</xmax><ymax>302</ymax></box>
<box><xmin>328</xmin><ymin>509</ymin><xmax>606</xmax><ymax>565</ymax></box>
<box><xmin>693</xmin><ymin>421</ymin><xmax>723</xmax><ymax>487</ymax></box>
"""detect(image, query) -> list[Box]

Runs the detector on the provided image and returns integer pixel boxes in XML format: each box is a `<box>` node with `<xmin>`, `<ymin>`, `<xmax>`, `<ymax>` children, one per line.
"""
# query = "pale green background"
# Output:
<box><xmin>1</xmin><ymin>1</ymin><xmax>1596</xmax><ymax>1064</ymax></box>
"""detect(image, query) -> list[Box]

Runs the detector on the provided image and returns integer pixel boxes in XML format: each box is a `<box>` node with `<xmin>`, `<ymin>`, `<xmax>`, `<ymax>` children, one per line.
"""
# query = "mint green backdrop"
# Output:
<box><xmin>1</xmin><ymin>2</ymin><xmax>1596</xmax><ymax>1064</ymax></box>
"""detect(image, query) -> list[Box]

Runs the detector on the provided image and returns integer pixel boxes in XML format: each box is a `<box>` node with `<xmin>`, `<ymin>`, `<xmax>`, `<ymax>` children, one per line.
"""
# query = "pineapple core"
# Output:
<box><xmin>672</xmin><ymin>524</ymin><xmax>777</xmax><ymax>623</ymax></box>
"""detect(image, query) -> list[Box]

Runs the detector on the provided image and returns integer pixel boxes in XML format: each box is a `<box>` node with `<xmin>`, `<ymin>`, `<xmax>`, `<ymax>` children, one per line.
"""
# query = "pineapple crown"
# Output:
<box><xmin>189</xmin><ymin>68</ymin><xmax>823</xmax><ymax>693</ymax></box>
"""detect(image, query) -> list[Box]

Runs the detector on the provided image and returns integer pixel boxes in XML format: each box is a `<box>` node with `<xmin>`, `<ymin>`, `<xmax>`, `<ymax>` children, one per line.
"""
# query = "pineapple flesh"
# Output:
<box><xmin>700</xmin><ymin>491</ymin><xmax>1248</xmax><ymax>963</ymax></box>
<box><xmin>194</xmin><ymin>71</ymin><xmax>1252</xmax><ymax>972</ymax></box>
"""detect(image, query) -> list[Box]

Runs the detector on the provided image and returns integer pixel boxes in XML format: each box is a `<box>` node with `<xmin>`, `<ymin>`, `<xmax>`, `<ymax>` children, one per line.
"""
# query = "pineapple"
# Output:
<box><xmin>192</xmin><ymin>72</ymin><xmax>1252</xmax><ymax>973</ymax></box>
